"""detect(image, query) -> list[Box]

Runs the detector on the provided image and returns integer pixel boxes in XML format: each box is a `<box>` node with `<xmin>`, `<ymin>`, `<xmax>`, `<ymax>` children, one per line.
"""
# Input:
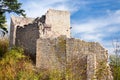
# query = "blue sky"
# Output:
<box><xmin>6</xmin><ymin>0</ymin><xmax>120</xmax><ymax>54</ymax></box>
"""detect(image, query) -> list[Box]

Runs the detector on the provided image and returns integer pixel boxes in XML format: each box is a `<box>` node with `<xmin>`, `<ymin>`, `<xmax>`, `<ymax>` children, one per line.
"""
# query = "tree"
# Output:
<box><xmin>0</xmin><ymin>0</ymin><xmax>26</xmax><ymax>36</ymax></box>
<box><xmin>110</xmin><ymin>39</ymin><xmax>120</xmax><ymax>80</ymax></box>
<box><xmin>109</xmin><ymin>55</ymin><xmax>120</xmax><ymax>80</ymax></box>
<box><xmin>0</xmin><ymin>11</ymin><xmax>7</xmax><ymax>36</ymax></box>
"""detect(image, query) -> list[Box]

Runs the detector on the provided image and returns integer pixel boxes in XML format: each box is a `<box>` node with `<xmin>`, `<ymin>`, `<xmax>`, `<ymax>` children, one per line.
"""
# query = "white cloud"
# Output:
<box><xmin>72</xmin><ymin>10</ymin><xmax>120</xmax><ymax>53</ymax></box>
<box><xmin>21</xmin><ymin>0</ymin><xmax>68</xmax><ymax>17</ymax></box>
<box><xmin>73</xmin><ymin>17</ymin><xmax>120</xmax><ymax>33</ymax></box>
<box><xmin>20</xmin><ymin>0</ymin><xmax>88</xmax><ymax>17</ymax></box>
<box><xmin>72</xmin><ymin>9</ymin><xmax>120</xmax><ymax>35</ymax></box>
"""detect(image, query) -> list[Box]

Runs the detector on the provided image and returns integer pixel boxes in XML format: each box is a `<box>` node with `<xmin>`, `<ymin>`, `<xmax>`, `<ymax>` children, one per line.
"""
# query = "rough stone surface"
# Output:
<box><xmin>10</xmin><ymin>16</ymin><xmax>34</xmax><ymax>47</ymax></box>
<box><xmin>15</xmin><ymin>23</ymin><xmax>40</xmax><ymax>61</ymax></box>
<box><xmin>45</xmin><ymin>9</ymin><xmax>70</xmax><ymax>38</ymax></box>
<box><xmin>10</xmin><ymin>9</ymin><xmax>113</xmax><ymax>80</ymax></box>
<box><xmin>36</xmin><ymin>37</ymin><xmax>113</xmax><ymax>80</ymax></box>
<box><xmin>10</xmin><ymin>9</ymin><xmax>70</xmax><ymax>48</ymax></box>
<box><xmin>87</xmin><ymin>54</ymin><xmax>96</xmax><ymax>80</ymax></box>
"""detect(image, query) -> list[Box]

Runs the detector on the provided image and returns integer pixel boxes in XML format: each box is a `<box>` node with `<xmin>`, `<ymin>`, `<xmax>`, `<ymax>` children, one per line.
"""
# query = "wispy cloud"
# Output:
<box><xmin>72</xmin><ymin>10</ymin><xmax>120</xmax><ymax>53</ymax></box>
<box><xmin>20</xmin><ymin>0</ymin><xmax>88</xmax><ymax>17</ymax></box>
<box><xmin>72</xmin><ymin>10</ymin><xmax>120</xmax><ymax>35</ymax></box>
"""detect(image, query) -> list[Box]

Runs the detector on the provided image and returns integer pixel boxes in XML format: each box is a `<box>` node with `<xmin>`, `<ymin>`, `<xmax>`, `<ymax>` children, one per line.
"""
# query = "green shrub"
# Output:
<box><xmin>49</xmin><ymin>70</ymin><xmax>64</xmax><ymax>80</ymax></box>
<box><xmin>109</xmin><ymin>55</ymin><xmax>120</xmax><ymax>80</ymax></box>
<box><xmin>0</xmin><ymin>47</ymin><xmax>39</xmax><ymax>80</ymax></box>
<box><xmin>95</xmin><ymin>60</ymin><xmax>111</xmax><ymax>80</ymax></box>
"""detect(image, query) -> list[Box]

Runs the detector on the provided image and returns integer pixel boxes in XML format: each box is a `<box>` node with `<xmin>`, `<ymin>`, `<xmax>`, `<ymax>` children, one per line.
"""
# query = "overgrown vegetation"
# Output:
<box><xmin>1</xmin><ymin>38</ymin><xmax>117</xmax><ymax>80</ymax></box>
<box><xmin>109</xmin><ymin>55</ymin><xmax>120</xmax><ymax>80</ymax></box>
<box><xmin>0</xmin><ymin>45</ymin><xmax>39</xmax><ymax>79</ymax></box>
<box><xmin>0</xmin><ymin>0</ymin><xmax>26</xmax><ymax>36</ymax></box>
<box><xmin>0</xmin><ymin>38</ymin><xmax>82</xmax><ymax>80</ymax></box>
<box><xmin>95</xmin><ymin>60</ymin><xmax>111</xmax><ymax>80</ymax></box>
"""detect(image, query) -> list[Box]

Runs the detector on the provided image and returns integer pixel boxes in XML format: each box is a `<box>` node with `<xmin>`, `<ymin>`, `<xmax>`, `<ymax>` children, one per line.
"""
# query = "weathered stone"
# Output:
<box><xmin>10</xmin><ymin>9</ymin><xmax>113</xmax><ymax>80</ymax></box>
<box><xmin>10</xmin><ymin>16</ymin><xmax>34</xmax><ymax>47</ymax></box>
<box><xmin>10</xmin><ymin>9</ymin><xmax>70</xmax><ymax>48</ymax></box>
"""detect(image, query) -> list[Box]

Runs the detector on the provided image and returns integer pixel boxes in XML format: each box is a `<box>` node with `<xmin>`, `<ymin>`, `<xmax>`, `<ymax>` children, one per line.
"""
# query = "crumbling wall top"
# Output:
<box><xmin>11</xmin><ymin>16</ymin><xmax>34</xmax><ymax>27</ymax></box>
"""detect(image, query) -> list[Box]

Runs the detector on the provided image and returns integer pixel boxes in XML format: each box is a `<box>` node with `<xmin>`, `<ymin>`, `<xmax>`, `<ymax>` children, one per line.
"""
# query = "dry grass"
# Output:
<box><xmin>0</xmin><ymin>37</ymin><xmax>9</xmax><ymax>58</ymax></box>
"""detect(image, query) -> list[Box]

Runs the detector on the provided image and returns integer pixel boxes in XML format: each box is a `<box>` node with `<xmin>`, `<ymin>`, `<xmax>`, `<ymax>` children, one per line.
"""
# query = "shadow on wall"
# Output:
<box><xmin>15</xmin><ymin>23</ymin><xmax>40</xmax><ymax>63</ymax></box>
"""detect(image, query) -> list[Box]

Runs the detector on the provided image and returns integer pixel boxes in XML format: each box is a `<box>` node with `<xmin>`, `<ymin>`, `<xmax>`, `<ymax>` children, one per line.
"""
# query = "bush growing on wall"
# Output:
<box><xmin>0</xmin><ymin>47</ymin><xmax>38</xmax><ymax>80</ymax></box>
<box><xmin>109</xmin><ymin>55</ymin><xmax>120</xmax><ymax>80</ymax></box>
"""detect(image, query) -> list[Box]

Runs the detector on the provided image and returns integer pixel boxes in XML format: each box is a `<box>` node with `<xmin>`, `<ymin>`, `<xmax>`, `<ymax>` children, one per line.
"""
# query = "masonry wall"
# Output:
<box><xmin>65</xmin><ymin>38</ymin><xmax>106</xmax><ymax>79</ymax></box>
<box><xmin>10</xmin><ymin>16</ymin><xmax>34</xmax><ymax>47</ymax></box>
<box><xmin>15</xmin><ymin>23</ymin><xmax>40</xmax><ymax>61</ymax></box>
<box><xmin>66</xmin><ymin>39</ymin><xmax>107</xmax><ymax>63</ymax></box>
<box><xmin>36</xmin><ymin>37</ymin><xmax>112</xmax><ymax>80</ymax></box>
<box><xmin>66</xmin><ymin>38</ymin><xmax>88</xmax><ymax>80</ymax></box>
<box><xmin>36</xmin><ymin>36</ymin><xmax>67</xmax><ymax>70</ymax></box>
<box><xmin>87</xmin><ymin>54</ymin><xmax>96</xmax><ymax>80</ymax></box>
<box><xmin>66</xmin><ymin>38</ymin><xmax>110</xmax><ymax>79</ymax></box>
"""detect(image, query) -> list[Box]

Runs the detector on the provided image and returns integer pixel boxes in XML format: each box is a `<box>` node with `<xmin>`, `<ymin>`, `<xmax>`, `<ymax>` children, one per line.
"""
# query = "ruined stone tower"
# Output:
<box><xmin>10</xmin><ymin>9</ymin><xmax>70</xmax><ymax>48</ymax></box>
<box><xmin>10</xmin><ymin>9</ymin><xmax>113</xmax><ymax>80</ymax></box>
<box><xmin>45</xmin><ymin>9</ymin><xmax>70</xmax><ymax>38</ymax></box>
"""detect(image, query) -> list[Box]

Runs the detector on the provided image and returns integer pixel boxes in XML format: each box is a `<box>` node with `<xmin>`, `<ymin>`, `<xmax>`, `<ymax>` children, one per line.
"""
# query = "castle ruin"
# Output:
<box><xmin>10</xmin><ymin>9</ymin><xmax>113</xmax><ymax>80</ymax></box>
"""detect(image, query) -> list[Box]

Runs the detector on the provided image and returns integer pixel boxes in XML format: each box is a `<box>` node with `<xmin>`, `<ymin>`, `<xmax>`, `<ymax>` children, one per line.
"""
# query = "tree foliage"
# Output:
<box><xmin>0</xmin><ymin>0</ymin><xmax>25</xmax><ymax>35</ymax></box>
<box><xmin>109</xmin><ymin>55</ymin><xmax>120</xmax><ymax>80</ymax></box>
<box><xmin>0</xmin><ymin>12</ymin><xmax>7</xmax><ymax>35</ymax></box>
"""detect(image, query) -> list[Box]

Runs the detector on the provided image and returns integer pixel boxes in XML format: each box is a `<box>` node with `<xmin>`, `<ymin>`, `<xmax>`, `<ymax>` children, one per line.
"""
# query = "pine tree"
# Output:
<box><xmin>0</xmin><ymin>0</ymin><xmax>25</xmax><ymax>36</ymax></box>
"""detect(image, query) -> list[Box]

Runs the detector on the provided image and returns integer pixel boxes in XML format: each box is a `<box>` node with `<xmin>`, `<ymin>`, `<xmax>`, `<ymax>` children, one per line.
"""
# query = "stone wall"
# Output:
<box><xmin>10</xmin><ymin>16</ymin><xmax>34</xmax><ymax>47</ymax></box>
<box><xmin>66</xmin><ymin>38</ymin><xmax>111</xmax><ymax>79</ymax></box>
<box><xmin>36</xmin><ymin>36</ymin><xmax>112</xmax><ymax>80</ymax></box>
<box><xmin>36</xmin><ymin>36</ymin><xmax>67</xmax><ymax>70</ymax></box>
<box><xmin>15</xmin><ymin>23</ymin><xmax>40</xmax><ymax>61</ymax></box>
<box><xmin>87</xmin><ymin>54</ymin><xmax>96</xmax><ymax>80</ymax></box>
<box><xmin>66</xmin><ymin>38</ymin><xmax>108</xmax><ymax>63</ymax></box>
<box><xmin>36</xmin><ymin>36</ymin><xmax>87</xmax><ymax>79</ymax></box>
